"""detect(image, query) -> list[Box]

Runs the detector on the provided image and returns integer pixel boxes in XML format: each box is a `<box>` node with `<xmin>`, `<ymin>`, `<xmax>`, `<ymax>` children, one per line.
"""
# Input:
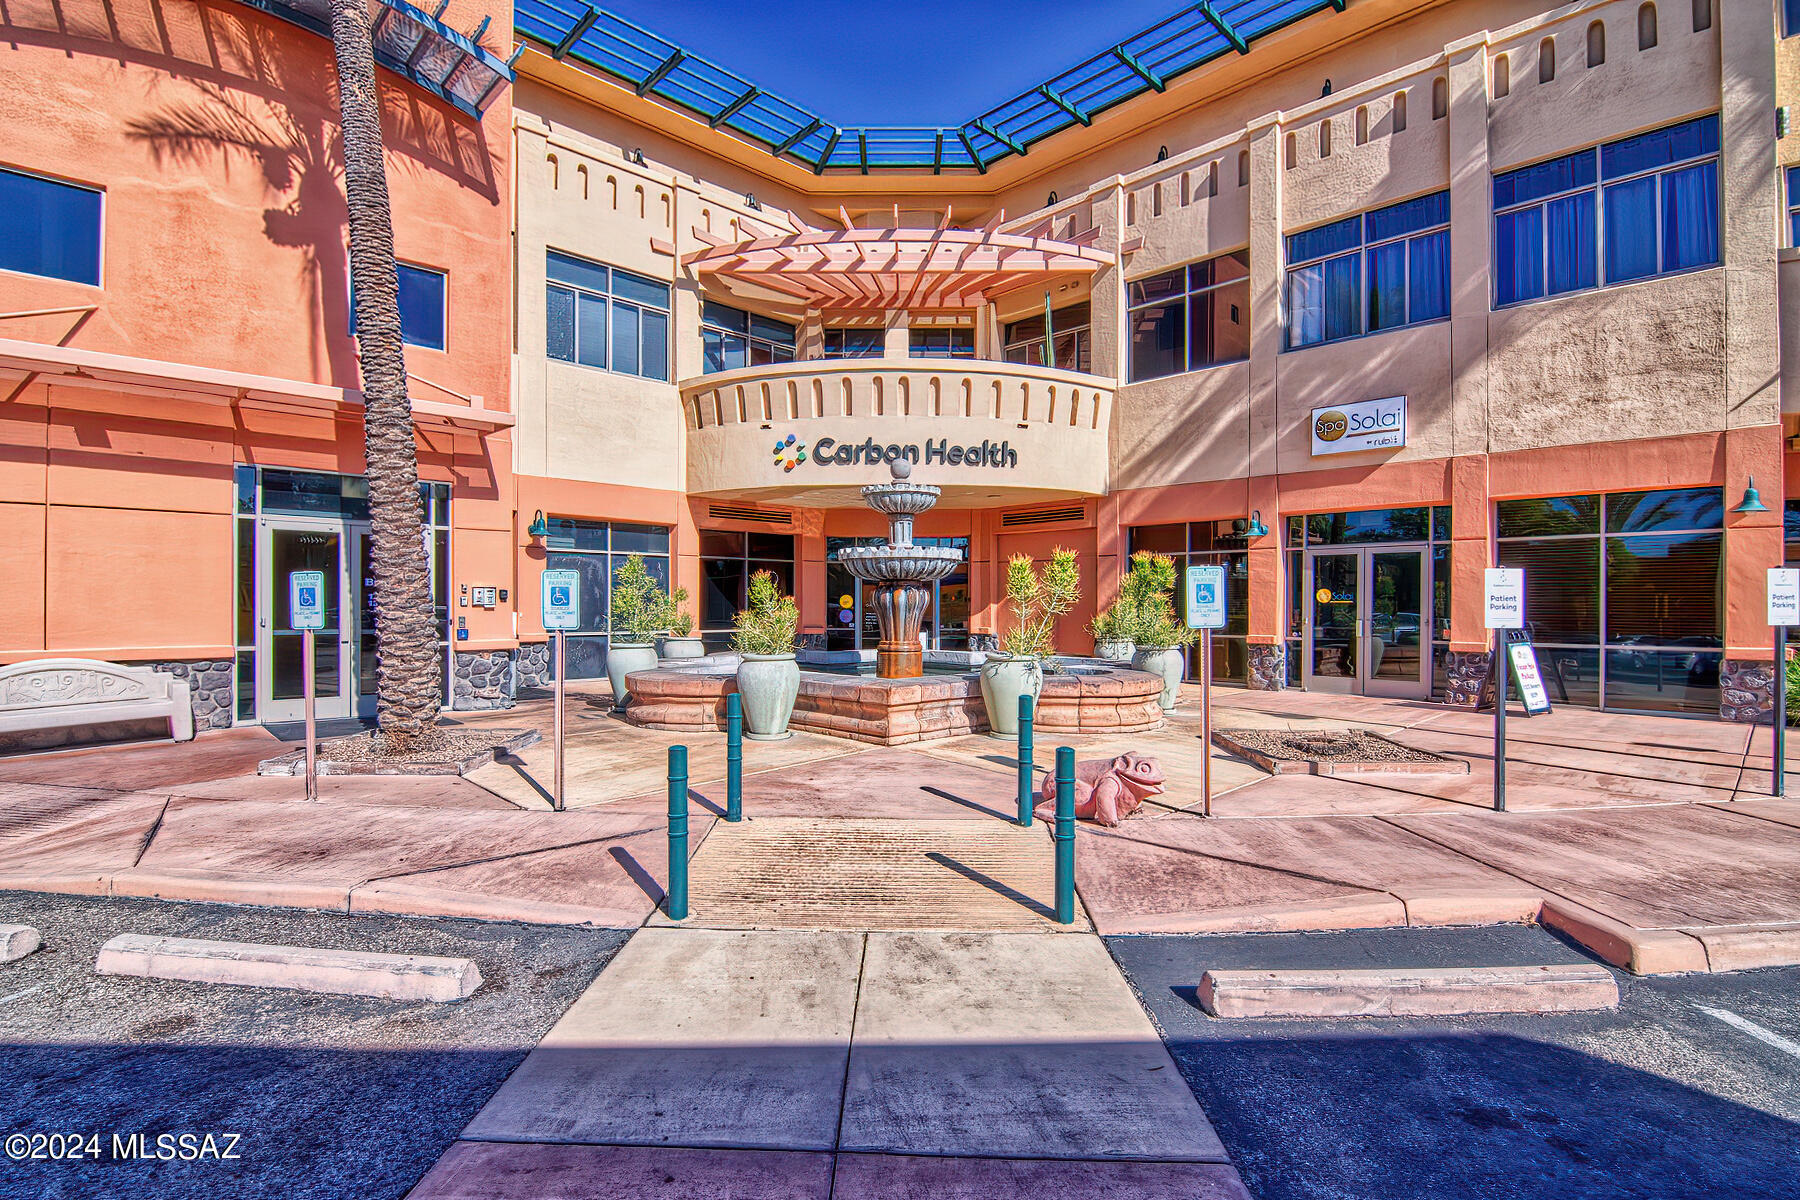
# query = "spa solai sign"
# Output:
<box><xmin>1310</xmin><ymin>396</ymin><xmax>1406</xmax><ymax>456</ymax></box>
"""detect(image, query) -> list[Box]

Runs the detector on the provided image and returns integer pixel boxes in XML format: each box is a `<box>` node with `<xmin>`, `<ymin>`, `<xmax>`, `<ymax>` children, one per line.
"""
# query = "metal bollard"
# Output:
<box><xmin>1017</xmin><ymin>694</ymin><xmax>1035</xmax><ymax>827</ymax></box>
<box><xmin>1054</xmin><ymin>745</ymin><xmax>1075</xmax><ymax>925</ymax></box>
<box><xmin>666</xmin><ymin>744</ymin><xmax>689</xmax><ymax>920</ymax></box>
<box><xmin>726</xmin><ymin>691</ymin><xmax>743</xmax><ymax>822</ymax></box>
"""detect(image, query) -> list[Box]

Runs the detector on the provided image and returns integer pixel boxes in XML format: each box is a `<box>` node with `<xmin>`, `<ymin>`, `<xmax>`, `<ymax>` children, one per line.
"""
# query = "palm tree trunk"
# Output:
<box><xmin>326</xmin><ymin>0</ymin><xmax>442</xmax><ymax>751</ymax></box>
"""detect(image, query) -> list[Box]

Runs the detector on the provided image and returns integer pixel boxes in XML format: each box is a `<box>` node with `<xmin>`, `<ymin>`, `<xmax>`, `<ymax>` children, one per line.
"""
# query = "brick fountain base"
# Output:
<box><xmin>622</xmin><ymin>658</ymin><xmax>1165</xmax><ymax>747</ymax></box>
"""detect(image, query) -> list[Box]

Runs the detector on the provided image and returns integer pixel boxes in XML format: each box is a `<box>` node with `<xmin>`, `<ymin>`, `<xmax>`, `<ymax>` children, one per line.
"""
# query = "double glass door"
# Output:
<box><xmin>1303</xmin><ymin>547</ymin><xmax>1428</xmax><ymax>698</ymax></box>
<box><xmin>256</xmin><ymin>520</ymin><xmax>376</xmax><ymax>722</ymax></box>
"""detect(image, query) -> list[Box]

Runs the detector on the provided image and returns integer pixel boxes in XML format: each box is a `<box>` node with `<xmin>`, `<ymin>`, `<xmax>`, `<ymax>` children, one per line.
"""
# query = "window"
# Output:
<box><xmin>1495</xmin><ymin>488</ymin><xmax>1723</xmax><ymax>715</ymax></box>
<box><xmin>545</xmin><ymin>251</ymin><xmax>670</xmax><ymax>381</ymax></box>
<box><xmin>351</xmin><ymin>262</ymin><xmax>446</xmax><ymax>350</ymax></box>
<box><xmin>1128</xmin><ymin>251</ymin><xmax>1250</xmax><ymax>380</ymax></box>
<box><xmin>1004</xmin><ymin>302</ymin><xmax>1091</xmax><ymax>372</ymax></box>
<box><xmin>1127</xmin><ymin>522</ymin><xmax>1254</xmax><ymax>685</ymax></box>
<box><xmin>543</xmin><ymin>519</ymin><xmax>672</xmax><ymax>678</ymax></box>
<box><xmin>700</xmin><ymin>531</ymin><xmax>794</xmax><ymax>651</ymax></box>
<box><xmin>0</xmin><ymin>167</ymin><xmax>102</xmax><ymax>286</ymax></box>
<box><xmin>1285</xmin><ymin>191</ymin><xmax>1448</xmax><ymax>349</ymax></box>
<box><xmin>822</xmin><ymin>328</ymin><xmax>883</xmax><ymax>358</ymax></box>
<box><xmin>909</xmin><ymin>327</ymin><xmax>975</xmax><ymax>358</ymax></box>
<box><xmin>1493</xmin><ymin>114</ymin><xmax>1718</xmax><ymax>307</ymax></box>
<box><xmin>1788</xmin><ymin>166</ymin><xmax>1800</xmax><ymax>246</ymax></box>
<box><xmin>1784</xmin><ymin>0</ymin><xmax>1799</xmax><ymax>35</ymax></box>
<box><xmin>702</xmin><ymin>301</ymin><xmax>795</xmax><ymax>374</ymax></box>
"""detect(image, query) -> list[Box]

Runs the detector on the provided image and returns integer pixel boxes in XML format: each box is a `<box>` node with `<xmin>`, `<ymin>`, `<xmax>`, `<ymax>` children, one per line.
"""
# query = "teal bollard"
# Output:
<box><xmin>666</xmin><ymin>744</ymin><xmax>689</xmax><ymax>920</ymax></box>
<box><xmin>726</xmin><ymin>691</ymin><xmax>743</xmax><ymax>822</ymax></box>
<box><xmin>1016</xmin><ymin>694</ymin><xmax>1035</xmax><ymax>826</ymax></box>
<box><xmin>1054</xmin><ymin>745</ymin><xmax>1075</xmax><ymax>925</ymax></box>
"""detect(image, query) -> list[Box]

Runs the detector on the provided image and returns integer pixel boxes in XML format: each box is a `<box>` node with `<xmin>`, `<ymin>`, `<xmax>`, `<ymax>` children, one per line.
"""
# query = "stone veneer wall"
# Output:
<box><xmin>452</xmin><ymin>650</ymin><xmax>516</xmax><ymax>711</ymax></box>
<box><xmin>1720</xmin><ymin>659</ymin><xmax>1776</xmax><ymax>724</ymax></box>
<box><xmin>143</xmin><ymin>660</ymin><xmax>234</xmax><ymax>731</ymax></box>
<box><xmin>1440</xmin><ymin>650</ymin><xmax>1494</xmax><ymax>710</ymax></box>
<box><xmin>1245</xmin><ymin>643</ymin><xmax>1285</xmax><ymax>691</ymax></box>
<box><xmin>515</xmin><ymin>642</ymin><xmax>551</xmax><ymax>691</ymax></box>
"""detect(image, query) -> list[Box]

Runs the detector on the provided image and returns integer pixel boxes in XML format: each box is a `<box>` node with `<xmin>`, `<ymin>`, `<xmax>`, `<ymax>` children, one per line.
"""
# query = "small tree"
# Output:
<box><xmin>1119</xmin><ymin>552</ymin><xmax>1196</xmax><ymax>650</ymax></box>
<box><xmin>733</xmin><ymin>570</ymin><xmax>798</xmax><ymax>655</ymax></box>
<box><xmin>1001</xmin><ymin>547</ymin><xmax>1080</xmax><ymax>659</ymax></box>
<box><xmin>665</xmin><ymin>586</ymin><xmax>695</xmax><ymax>638</ymax></box>
<box><xmin>610</xmin><ymin>554</ymin><xmax>670</xmax><ymax>644</ymax></box>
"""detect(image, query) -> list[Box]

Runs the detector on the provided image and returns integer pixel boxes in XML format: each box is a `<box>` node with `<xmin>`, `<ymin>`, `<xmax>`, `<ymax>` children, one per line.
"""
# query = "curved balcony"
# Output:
<box><xmin>681</xmin><ymin>358</ymin><xmax>1114</xmax><ymax>508</ymax></box>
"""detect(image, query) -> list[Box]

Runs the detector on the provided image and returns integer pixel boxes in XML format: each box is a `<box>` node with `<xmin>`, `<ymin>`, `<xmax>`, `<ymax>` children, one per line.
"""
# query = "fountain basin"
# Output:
<box><xmin>622</xmin><ymin>655</ymin><xmax>1165</xmax><ymax>746</ymax></box>
<box><xmin>834</xmin><ymin>545</ymin><xmax>964</xmax><ymax>583</ymax></box>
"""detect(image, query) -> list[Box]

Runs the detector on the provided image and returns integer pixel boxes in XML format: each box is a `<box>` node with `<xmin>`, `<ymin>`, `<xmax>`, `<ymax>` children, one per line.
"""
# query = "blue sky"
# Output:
<box><xmin>598</xmin><ymin>0</ymin><xmax>1185</xmax><ymax>125</ymax></box>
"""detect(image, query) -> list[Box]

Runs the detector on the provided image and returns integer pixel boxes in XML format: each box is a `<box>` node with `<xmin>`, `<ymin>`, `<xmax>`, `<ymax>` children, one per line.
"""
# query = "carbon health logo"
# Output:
<box><xmin>771</xmin><ymin>433</ymin><xmax>807</xmax><ymax>472</ymax></box>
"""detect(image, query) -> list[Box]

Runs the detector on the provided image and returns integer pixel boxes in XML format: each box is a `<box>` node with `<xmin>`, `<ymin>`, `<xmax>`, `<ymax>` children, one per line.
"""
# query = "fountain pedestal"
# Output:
<box><xmin>835</xmin><ymin>461</ymin><xmax>963</xmax><ymax>681</ymax></box>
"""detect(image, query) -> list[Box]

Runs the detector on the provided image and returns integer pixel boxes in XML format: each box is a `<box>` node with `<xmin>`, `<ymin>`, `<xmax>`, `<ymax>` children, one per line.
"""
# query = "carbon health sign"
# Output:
<box><xmin>1310</xmin><ymin>395</ymin><xmax>1406</xmax><ymax>456</ymax></box>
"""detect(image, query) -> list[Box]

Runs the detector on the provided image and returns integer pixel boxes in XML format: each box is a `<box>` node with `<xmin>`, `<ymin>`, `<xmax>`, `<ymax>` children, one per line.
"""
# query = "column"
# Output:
<box><xmin>1243</xmin><ymin>116</ymin><xmax>1287</xmax><ymax>688</ymax></box>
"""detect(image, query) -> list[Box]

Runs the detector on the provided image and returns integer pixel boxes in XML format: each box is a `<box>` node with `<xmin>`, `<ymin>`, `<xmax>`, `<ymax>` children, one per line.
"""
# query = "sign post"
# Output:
<box><xmin>1484</xmin><ymin>567</ymin><xmax>1526</xmax><ymax>813</ymax></box>
<box><xmin>289</xmin><ymin>570</ymin><xmax>326</xmax><ymax>802</ymax></box>
<box><xmin>541</xmin><ymin>569</ymin><xmax>581</xmax><ymax>813</ymax></box>
<box><xmin>1768</xmin><ymin>569</ymin><xmax>1799</xmax><ymax>797</ymax></box>
<box><xmin>1185</xmin><ymin>564</ymin><xmax>1228</xmax><ymax>818</ymax></box>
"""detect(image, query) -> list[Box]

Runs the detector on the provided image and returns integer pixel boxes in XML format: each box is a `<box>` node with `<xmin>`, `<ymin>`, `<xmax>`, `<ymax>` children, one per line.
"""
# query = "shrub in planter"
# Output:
<box><xmin>1090</xmin><ymin>598</ymin><xmax>1136</xmax><ymax>663</ymax></box>
<box><xmin>983</xmin><ymin>547</ymin><xmax>1079</xmax><ymax>738</ymax></box>
<box><xmin>1119</xmin><ymin>552</ymin><xmax>1196</xmax><ymax>711</ymax></box>
<box><xmin>606</xmin><ymin>555</ymin><xmax>668</xmax><ymax>711</ymax></box>
<box><xmin>658</xmin><ymin>588</ymin><xmax>704</xmax><ymax>659</ymax></box>
<box><xmin>733</xmin><ymin>570</ymin><xmax>801</xmax><ymax>740</ymax></box>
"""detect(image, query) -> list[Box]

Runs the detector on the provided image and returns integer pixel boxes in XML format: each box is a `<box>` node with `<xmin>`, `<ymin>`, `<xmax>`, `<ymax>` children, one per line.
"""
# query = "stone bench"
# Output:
<box><xmin>0</xmin><ymin>658</ymin><xmax>194</xmax><ymax>751</ymax></box>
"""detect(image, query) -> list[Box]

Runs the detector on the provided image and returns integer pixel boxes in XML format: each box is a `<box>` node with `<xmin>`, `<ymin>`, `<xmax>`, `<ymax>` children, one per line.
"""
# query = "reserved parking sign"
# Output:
<box><xmin>289</xmin><ymin>571</ymin><xmax>325</xmax><ymax>631</ymax></box>
<box><xmin>541</xmin><ymin>569</ymin><xmax>581</xmax><ymax>631</ymax></box>
<box><xmin>1185</xmin><ymin>564</ymin><xmax>1227</xmax><ymax>630</ymax></box>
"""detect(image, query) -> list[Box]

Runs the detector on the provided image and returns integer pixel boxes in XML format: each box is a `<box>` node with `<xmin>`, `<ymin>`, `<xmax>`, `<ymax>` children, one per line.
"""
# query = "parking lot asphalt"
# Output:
<box><xmin>1109</xmin><ymin>927</ymin><xmax>1800</xmax><ymax>1200</ymax></box>
<box><xmin>0</xmin><ymin>891</ymin><xmax>630</xmax><ymax>1200</ymax></box>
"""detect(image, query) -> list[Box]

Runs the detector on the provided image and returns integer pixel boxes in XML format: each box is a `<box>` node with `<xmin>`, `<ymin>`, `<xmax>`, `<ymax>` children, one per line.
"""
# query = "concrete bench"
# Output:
<box><xmin>0</xmin><ymin>658</ymin><xmax>194</xmax><ymax>749</ymax></box>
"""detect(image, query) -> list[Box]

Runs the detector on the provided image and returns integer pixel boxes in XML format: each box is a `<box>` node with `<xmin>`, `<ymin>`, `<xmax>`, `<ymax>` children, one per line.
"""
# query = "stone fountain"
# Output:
<box><xmin>834</xmin><ymin>460</ymin><xmax>964</xmax><ymax>678</ymax></box>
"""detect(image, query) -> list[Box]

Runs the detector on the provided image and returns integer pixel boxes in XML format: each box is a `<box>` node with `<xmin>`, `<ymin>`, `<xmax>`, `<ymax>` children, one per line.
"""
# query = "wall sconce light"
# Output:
<box><xmin>1732</xmin><ymin>477</ymin><xmax>1770</xmax><ymax>514</ymax></box>
<box><xmin>527</xmin><ymin>510</ymin><xmax>550</xmax><ymax>540</ymax></box>
<box><xmin>1245</xmin><ymin>510</ymin><xmax>1270</xmax><ymax>538</ymax></box>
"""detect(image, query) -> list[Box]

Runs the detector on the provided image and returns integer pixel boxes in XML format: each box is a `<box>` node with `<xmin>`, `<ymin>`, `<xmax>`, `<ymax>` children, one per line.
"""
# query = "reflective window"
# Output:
<box><xmin>700</xmin><ymin>531</ymin><xmax>795</xmax><ymax>651</ymax></box>
<box><xmin>702</xmin><ymin>301</ymin><xmax>796</xmax><ymax>374</ymax></box>
<box><xmin>1004</xmin><ymin>302</ymin><xmax>1091</xmax><ymax>372</ymax></box>
<box><xmin>1286</xmin><ymin>192</ymin><xmax>1448</xmax><ymax>349</ymax></box>
<box><xmin>545</xmin><ymin>251</ymin><xmax>670</xmax><ymax>381</ymax></box>
<box><xmin>543</xmin><ymin>518</ymin><xmax>673</xmax><ymax>679</ymax></box>
<box><xmin>1128</xmin><ymin>251</ymin><xmax>1250</xmax><ymax>381</ymax></box>
<box><xmin>0</xmin><ymin>167</ymin><xmax>102</xmax><ymax>286</ymax></box>
<box><xmin>909</xmin><ymin>327</ymin><xmax>975</xmax><ymax>358</ymax></box>
<box><xmin>822</xmin><ymin>328</ymin><xmax>884</xmax><ymax>358</ymax></box>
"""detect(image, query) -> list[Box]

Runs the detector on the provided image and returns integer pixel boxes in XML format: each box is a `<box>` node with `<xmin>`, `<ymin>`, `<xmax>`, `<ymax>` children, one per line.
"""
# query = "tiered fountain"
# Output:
<box><xmin>833</xmin><ymin>460</ymin><xmax>963</xmax><ymax>678</ymax></box>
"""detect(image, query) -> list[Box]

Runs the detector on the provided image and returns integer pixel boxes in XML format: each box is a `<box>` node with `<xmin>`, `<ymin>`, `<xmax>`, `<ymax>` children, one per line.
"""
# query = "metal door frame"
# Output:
<box><xmin>255</xmin><ymin>515</ymin><xmax>365</xmax><ymax>722</ymax></box>
<box><xmin>1302</xmin><ymin>546</ymin><xmax>1431</xmax><ymax>700</ymax></box>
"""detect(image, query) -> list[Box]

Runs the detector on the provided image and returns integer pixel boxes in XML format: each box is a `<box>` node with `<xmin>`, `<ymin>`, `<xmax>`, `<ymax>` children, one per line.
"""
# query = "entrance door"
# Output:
<box><xmin>257</xmin><ymin>520</ymin><xmax>357</xmax><ymax>722</ymax></box>
<box><xmin>1303</xmin><ymin>548</ymin><xmax>1428</xmax><ymax>699</ymax></box>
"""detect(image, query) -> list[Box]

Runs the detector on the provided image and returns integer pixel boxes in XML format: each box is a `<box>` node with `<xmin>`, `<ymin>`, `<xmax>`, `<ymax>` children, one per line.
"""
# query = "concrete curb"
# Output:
<box><xmin>1677</xmin><ymin>922</ymin><xmax>1800</xmax><ymax>973</ymax></box>
<box><xmin>0</xmin><ymin>924</ymin><xmax>42</xmax><ymax>962</ymax></box>
<box><xmin>1196</xmin><ymin>964</ymin><xmax>1621</xmax><ymax>1019</ymax></box>
<box><xmin>95</xmin><ymin>932</ymin><xmax>482</xmax><ymax>1001</ymax></box>
<box><xmin>1537</xmin><ymin>898</ymin><xmax>1711</xmax><ymax>975</ymax></box>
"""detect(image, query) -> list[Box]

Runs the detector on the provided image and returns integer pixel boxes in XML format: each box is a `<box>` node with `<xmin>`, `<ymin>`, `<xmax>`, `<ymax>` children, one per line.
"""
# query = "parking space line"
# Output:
<box><xmin>1698</xmin><ymin>1006</ymin><xmax>1800</xmax><ymax>1060</ymax></box>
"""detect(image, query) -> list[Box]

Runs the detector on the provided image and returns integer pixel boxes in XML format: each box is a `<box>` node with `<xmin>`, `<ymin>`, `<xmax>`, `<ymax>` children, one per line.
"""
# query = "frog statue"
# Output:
<box><xmin>1033</xmin><ymin>752</ymin><xmax>1166</xmax><ymax>827</ymax></box>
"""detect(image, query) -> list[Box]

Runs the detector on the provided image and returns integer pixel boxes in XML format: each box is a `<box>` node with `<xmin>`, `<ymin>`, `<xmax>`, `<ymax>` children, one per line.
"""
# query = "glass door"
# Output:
<box><xmin>1304</xmin><ymin>551</ymin><xmax>1360</xmax><ymax>694</ymax></box>
<box><xmin>349</xmin><ymin>529</ymin><xmax>379</xmax><ymax>719</ymax></box>
<box><xmin>1366</xmin><ymin>549</ymin><xmax>1427</xmax><ymax>698</ymax></box>
<box><xmin>257</xmin><ymin>521</ymin><xmax>353</xmax><ymax>722</ymax></box>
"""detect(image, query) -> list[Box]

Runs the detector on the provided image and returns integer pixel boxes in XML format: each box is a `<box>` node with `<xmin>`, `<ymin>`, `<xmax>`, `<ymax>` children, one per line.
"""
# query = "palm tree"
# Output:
<box><xmin>325</xmin><ymin>0</ymin><xmax>442</xmax><ymax>752</ymax></box>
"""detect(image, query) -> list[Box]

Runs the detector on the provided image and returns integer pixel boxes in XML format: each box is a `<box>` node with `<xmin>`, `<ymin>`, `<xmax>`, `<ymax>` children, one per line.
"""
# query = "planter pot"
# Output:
<box><xmin>737</xmin><ymin>653</ymin><xmax>800</xmax><ymax>740</ymax></box>
<box><xmin>1093</xmin><ymin>639</ymin><xmax>1135</xmax><ymax>664</ymax></box>
<box><xmin>980</xmin><ymin>653</ymin><xmax>1044</xmax><ymax>740</ymax></box>
<box><xmin>1133</xmin><ymin>646</ymin><xmax>1186</xmax><ymax>712</ymax></box>
<box><xmin>659</xmin><ymin>636</ymin><xmax>705</xmax><ymax>660</ymax></box>
<box><xmin>605</xmin><ymin>642</ymin><xmax>659</xmax><ymax>712</ymax></box>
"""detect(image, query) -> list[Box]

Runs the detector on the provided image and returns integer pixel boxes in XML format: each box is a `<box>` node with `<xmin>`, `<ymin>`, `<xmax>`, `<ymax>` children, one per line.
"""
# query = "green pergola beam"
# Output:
<box><xmin>813</xmin><ymin>128</ymin><xmax>841</xmax><ymax>173</ymax></box>
<box><xmin>1197</xmin><ymin>2</ymin><xmax>1248</xmax><ymax>53</ymax></box>
<box><xmin>1038</xmin><ymin>84</ymin><xmax>1090</xmax><ymax>126</ymax></box>
<box><xmin>711</xmin><ymin>85</ymin><xmax>759</xmax><ymax>127</ymax></box>
<box><xmin>1113</xmin><ymin>46</ymin><xmax>1165</xmax><ymax>92</ymax></box>
<box><xmin>551</xmin><ymin>5</ymin><xmax>597</xmax><ymax>58</ymax></box>
<box><xmin>774</xmin><ymin>118</ymin><xmax>822</xmax><ymax>155</ymax></box>
<box><xmin>858</xmin><ymin>129</ymin><xmax>869</xmax><ymax>174</ymax></box>
<box><xmin>973</xmin><ymin>118</ymin><xmax>1025</xmax><ymax>156</ymax></box>
<box><xmin>636</xmin><ymin>48</ymin><xmax>684</xmax><ymax>95</ymax></box>
<box><xmin>956</xmin><ymin>128</ymin><xmax>988</xmax><ymax>174</ymax></box>
<box><xmin>933</xmin><ymin>130</ymin><xmax>944</xmax><ymax>174</ymax></box>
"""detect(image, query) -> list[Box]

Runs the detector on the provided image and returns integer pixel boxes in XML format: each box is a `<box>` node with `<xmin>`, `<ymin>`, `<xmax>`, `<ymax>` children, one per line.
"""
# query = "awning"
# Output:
<box><xmin>684</xmin><ymin>226</ymin><xmax>1111</xmax><ymax>310</ymax></box>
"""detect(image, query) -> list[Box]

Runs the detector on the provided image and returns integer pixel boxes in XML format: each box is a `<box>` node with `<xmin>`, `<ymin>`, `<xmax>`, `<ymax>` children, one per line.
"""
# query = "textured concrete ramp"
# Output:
<box><xmin>841</xmin><ymin>932</ymin><xmax>1228</xmax><ymax>1161</ymax></box>
<box><xmin>663</xmin><ymin>817</ymin><xmax>1082</xmax><ymax>931</ymax></box>
<box><xmin>463</xmin><ymin>928</ymin><xmax>862</xmax><ymax>1150</ymax></box>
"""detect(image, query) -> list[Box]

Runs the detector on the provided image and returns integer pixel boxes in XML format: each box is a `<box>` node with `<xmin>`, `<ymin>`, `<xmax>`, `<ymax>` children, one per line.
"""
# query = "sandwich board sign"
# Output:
<box><xmin>1185</xmin><ymin>564</ymin><xmax>1228</xmax><ymax>630</ymax></box>
<box><xmin>289</xmin><ymin>571</ymin><xmax>325</xmax><ymax>631</ymax></box>
<box><xmin>1484</xmin><ymin>568</ymin><xmax>1525</xmax><ymax>629</ymax></box>
<box><xmin>1504</xmin><ymin>630</ymin><xmax>1552</xmax><ymax>716</ymax></box>
<box><xmin>541</xmin><ymin>569</ymin><xmax>581</xmax><ymax>631</ymax></box>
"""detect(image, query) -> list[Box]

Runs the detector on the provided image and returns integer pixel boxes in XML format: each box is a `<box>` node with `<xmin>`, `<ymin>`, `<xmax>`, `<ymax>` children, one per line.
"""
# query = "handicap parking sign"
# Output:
<box><xmin>1185</xmin><ymin>564</ymin><xmax>1227</xmax><ymax>630</ymax></box>
<box><xmin>542</xmin><ymin>569</ymin><xmax>581</xmax><ymax>631</ymax></box>
<box><xmin>289</xmin><ymin>571</ymin><xmax>325</xmax><ymax>631</ymax></box>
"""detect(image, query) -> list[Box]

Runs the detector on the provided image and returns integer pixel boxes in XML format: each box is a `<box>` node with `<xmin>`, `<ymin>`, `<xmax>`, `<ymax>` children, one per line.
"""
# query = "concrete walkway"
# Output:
<box><xmin>411</xmin><ymin>927</ymin><xmax>1244</xmax><ymax>1199</ymax></box>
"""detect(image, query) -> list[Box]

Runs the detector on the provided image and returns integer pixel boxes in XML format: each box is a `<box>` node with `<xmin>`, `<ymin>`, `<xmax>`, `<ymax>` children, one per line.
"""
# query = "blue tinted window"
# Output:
<box><xmin>1661</xmin><ymin>161</ymin><xmax>1719</xmax><ymax>271</ymax></box>
<box><xmin>1365</xmin><ymin>191</ymin><xmax>1448</xmax><ymax>243</ymax></box>
<box><xmin>1545</xmin><ymin>191</ymin><xmax>1597</xmax><ymax>294</ymax></box>
<box><xmin>1787</xmin><ymin>0</ymin><xmax>1800</xmax><ymax>35</ymax></box>
<box><xmin>1494</xmin><ymin>149</ymin><xmax>1595</xmax><ymax>209</ymax></box>
<box><xmin>0</xmin><ymin>167</ymin><xmax>102</xmax><ymax>286</ymax></box>
<box><xmin>1366</xmin><ymin>240</ymin><xmax>1407</xmax><ymax>331</ymax></box>
<box><xmin>1789</xmin><ymin>166</ymin><xmax>1800</xmax><ymax>245</ymax></box>
<box><xmin>610</xmin><ymin>268</ymin><xmax>669</xmax><ymax>309</ymax></box>
<box><xmin>702</xmin><ymin>301</ymin><xmax>749</xmax><ymax>334</ymax></box>
<box><xmin>546</xmin><ymin>286</ymin><xmax>575</xmax><ymax>361</ymax></box>
<box><xmin>1600</xmin><ymin>114</ymin><xmax>1719</xmax><ymax>180</ymax></box>
<box><xmin>396</xmin><ymin>264</ymin><xmax>445</xmax><ymax>350</ymax></box>
<box><xmin>1495</xmin><ymin>207</ymin><xmax>1544</xmax><ymax>306</ymax></box>
<box><xmin>1603</xmin><ymin>175</ymin><xmax>1659</xmax><ymax>284</ymax></box>
<box><xmin>548</xmin><ymin>250</ymin><xmax>609</xmax><ymax>293</ymax></box>
<box><xmin>1407</xmin><ymin>230</ymin><xmax>1450</xmax><ymax>322</ymax></box>
<box><xmin>1285</xmin><ymin>214</ymin><xmax>1361</xmax><ymax>265</ymax></box>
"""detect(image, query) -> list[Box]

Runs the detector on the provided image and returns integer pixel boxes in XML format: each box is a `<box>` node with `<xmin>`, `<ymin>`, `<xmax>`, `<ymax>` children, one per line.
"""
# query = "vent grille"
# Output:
<box><xmin>708</xmin><ymin>504</ymin><xmax>792</xmax><ymax>525</ymax></box>
<box><xmin>1001</xmin><ymin>504</ymin><xmax>1086</xmax><ymax>528</ymax></box>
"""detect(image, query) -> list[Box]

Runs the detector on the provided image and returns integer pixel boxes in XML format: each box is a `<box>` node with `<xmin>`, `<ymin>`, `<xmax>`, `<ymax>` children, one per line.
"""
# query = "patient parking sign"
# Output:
<box><xmin>1769</xmin><ymin>569</ymin><xmax>1800</xmax><ymax>627</ymax></box>
<box><xmin>289</xmin><ymin>571</ymin><xmax>325</xmax><ymax>631</ymax></box>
